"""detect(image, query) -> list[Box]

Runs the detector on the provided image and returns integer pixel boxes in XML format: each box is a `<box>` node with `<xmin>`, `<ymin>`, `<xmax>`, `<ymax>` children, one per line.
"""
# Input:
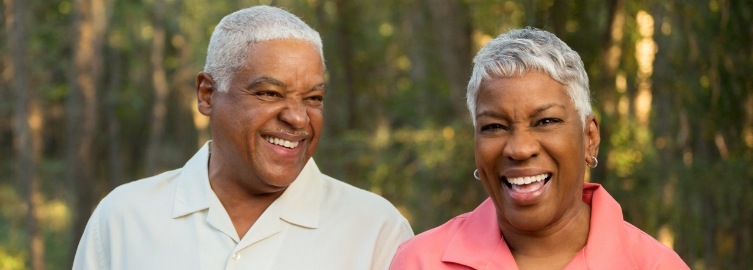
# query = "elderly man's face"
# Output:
<box><xmin>201</xmin><ymin>39</ymin><xmax>325</xmax><ymax>193</ymax></box>
<box><xmin>474</xmin><ymin>71</ymin><xmax>599</xmax><ymax>233</ymax></box>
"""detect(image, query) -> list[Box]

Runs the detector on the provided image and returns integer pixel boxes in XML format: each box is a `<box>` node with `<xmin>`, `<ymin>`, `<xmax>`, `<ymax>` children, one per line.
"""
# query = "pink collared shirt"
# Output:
<box><xmin>389</xmin><ymin>183</ymin><xmax>689</xmax><ymax>269</ymax></box>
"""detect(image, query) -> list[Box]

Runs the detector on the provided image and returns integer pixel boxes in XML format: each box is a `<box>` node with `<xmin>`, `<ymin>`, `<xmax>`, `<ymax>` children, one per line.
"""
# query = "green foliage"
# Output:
<box><xmin>1</xmin><ymin>0</ymin><xmax>751</xmax><ymax>269</ymax></box>
<box><xmin>317</xmin><ymin>122</ymin><xmax>483</xmax><ymax>232</ymax></box>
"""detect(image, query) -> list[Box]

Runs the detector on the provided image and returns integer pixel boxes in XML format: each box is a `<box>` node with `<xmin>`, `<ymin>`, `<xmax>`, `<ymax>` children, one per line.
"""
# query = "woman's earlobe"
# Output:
<box><xmin>586</xmin><ymin>115</ymin><xmax>601</xmax><ymax>155</ymax></box>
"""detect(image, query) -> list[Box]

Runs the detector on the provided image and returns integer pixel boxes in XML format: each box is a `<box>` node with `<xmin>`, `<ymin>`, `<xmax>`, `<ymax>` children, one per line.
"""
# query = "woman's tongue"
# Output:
<box><xmin>509</xmin><ymin>180</ymin><xmax>545</xmax><ymax>193</ymax></box>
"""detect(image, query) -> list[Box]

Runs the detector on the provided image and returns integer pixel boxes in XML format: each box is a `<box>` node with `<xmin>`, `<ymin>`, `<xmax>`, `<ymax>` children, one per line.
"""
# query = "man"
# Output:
<box><xmin>73</xmin><ymin>6</ymin><xmax>413</xmax><ymax>269</ymax></box>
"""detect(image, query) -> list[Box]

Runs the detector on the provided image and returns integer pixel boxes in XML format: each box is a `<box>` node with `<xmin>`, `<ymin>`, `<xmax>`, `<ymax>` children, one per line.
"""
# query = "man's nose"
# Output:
<box><xmin>279</xmin><ymin>100</ymin><xmax>309</xmax><ymax>129</ymax></box>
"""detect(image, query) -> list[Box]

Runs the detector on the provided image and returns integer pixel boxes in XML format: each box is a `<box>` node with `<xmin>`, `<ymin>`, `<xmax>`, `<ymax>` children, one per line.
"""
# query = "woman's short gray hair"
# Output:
<box><xmin>204</xmin><ymin>5</ymin><xmax>323</xmax><ymax>92</ymax></box>
<box><xmin>466</xmin><ymin>27</ymin><xmax>592</xmax><ymax>127</ymax></box>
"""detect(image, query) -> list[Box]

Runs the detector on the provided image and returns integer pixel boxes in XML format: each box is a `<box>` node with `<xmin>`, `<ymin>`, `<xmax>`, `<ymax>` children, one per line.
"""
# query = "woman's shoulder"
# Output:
<box><xmin>389</xmin><ymin>213</ymin><xmax>472</xmax><ymax>269</ymax></box>
<box><xmin>620</xmin><ymin>221</ymin><xmax>690</xmax><ymax>269</ymax></box>
<box><xmin>405</xmin><ymin>212</ymin><xmax>471</xmax><ymax>248</ymax></box>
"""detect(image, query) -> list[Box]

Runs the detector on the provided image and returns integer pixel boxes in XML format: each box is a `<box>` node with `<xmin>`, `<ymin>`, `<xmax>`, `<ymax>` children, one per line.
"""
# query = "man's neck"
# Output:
<box><xmin>210</xmin><ymin>178</ymin><xmax>284</xmax><ymax>239</ymax></box>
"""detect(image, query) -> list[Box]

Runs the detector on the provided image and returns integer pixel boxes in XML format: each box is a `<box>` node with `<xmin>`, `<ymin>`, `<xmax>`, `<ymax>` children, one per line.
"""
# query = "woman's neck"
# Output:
<box><xmin>501</xmin><ymin>200</ymin><xmax>591</xmax><ymax>270</ymax></box>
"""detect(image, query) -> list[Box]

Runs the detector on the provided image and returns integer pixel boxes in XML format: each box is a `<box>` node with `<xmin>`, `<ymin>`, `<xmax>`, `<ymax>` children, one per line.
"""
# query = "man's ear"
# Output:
<box><xmin>585</xmin><ymin>114</ymin><xmax>601</xmax><ymax>159</ymax></box>
<box><xmin>196</xmin><ymin>72</ymin><xmax>215</xmax><ymax>116</ymax></box>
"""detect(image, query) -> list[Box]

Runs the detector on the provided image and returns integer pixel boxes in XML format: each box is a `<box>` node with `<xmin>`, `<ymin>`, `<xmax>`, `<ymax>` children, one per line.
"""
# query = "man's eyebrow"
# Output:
<box><xmin>310</xmin><ymin>83</ymin><xmax>327</xmax><ymax>93</ymax></box>
<box><xmin>246</xmin><ymin>76</ymin><xmax>285</xmax><ymax>89</ymax></box>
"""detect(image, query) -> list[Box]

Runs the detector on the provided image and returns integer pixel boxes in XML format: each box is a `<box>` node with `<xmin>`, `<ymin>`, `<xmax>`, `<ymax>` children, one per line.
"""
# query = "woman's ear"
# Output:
<box><xmin>585</xmin><ymin>114</ymin><xmax>601</xmax><ymax>158</ymax></box>
<box><xmin>196</xmin><ymin>72</ymin><xmax>215</xmax><ymax>116</ymax></box>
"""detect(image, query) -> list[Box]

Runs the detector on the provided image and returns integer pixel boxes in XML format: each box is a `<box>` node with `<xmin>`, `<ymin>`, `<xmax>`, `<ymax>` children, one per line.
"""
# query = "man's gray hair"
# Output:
<box><xmin>204</xmin><ymin>5</ymin><xmax>323</xmax><ymax>92</ymax></box>
<box><xmin>466</xmin><ymin>27</ymin><xmax>592</xmax><ymax>127</ymax></box>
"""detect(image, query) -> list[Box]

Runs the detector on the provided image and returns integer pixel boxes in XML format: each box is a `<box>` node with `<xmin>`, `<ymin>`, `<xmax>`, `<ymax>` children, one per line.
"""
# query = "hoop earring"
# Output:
<box><xmin>588</xmin><ymin>156</ymin><xmax>598</xmax><ymax>168</ymax></box>
<box><xmin>473</xmin><ymin>169</ymin><xmax>480</xmax><ymax>180</ymax></box>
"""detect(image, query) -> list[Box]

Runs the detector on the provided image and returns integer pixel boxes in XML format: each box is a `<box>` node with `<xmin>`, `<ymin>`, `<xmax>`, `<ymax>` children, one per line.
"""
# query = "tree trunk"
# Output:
<box><xmin>5</xmin><ymin>0</ymin><xmax>46</xmax><ymax>268</ymax></box>
<box><xmin>404</xmin><ymin>0</ymin><xmax>429</xmax><ymax>118</ymax></box>
<box><xmin>145</xmin><ymin>0</ymin><xmax>169</xmax><ymax>175</ymax></box>
<box><xmin>67</xmin><ymin>0</ymin><xmax>106</xmax><ymax>266</ymax></box>
<box><xmin>333</xmin><ymin>0</ymin><xmax>358</xmax><ymax>130</ymax></box>
<box><xmin>173</xmin><ymin>2</ymin><xmax>209</xmax><ymax>149</ymax></box>
<box><xmin>550</xmin><ymin>0</ymin><xmax>567</xmax><ymax>36</ymax></box>
<box><xmin>424</xmin><ymin>0</ymin><xmax>472</xmax><ymax>119</ymax></box>
<box><xmin>105</xmin><ymin>46</ymin><xmax>124</xmax><ymax>189</ymax></box>
<box><xmin>593</xmin><ymin>0</ymin><xmax>624</xmax><ymax>181</ymax></box>
<box><xmin>172</xmin><ymin>32</ymin><xmax>203</xmax><ymax>153</ymax></box>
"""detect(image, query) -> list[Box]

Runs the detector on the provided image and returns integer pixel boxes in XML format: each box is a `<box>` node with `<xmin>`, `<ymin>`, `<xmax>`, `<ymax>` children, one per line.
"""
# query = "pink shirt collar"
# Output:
<box><xmin>441</xmin><ymin>183</ymin><xmax>636</xmax><ymax>269</ymax></box>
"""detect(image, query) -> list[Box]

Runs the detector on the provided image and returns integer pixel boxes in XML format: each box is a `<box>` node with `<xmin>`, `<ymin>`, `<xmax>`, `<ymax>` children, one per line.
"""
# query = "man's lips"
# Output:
<box><xmin>260</xmin><ymin>128</ymin><xmax>310</xmax><ymax>150</ymax></box>
<box><xmin>262</xmin><ymin>135</ymin><xmax>302</xmax><ymax>149</ymax></box>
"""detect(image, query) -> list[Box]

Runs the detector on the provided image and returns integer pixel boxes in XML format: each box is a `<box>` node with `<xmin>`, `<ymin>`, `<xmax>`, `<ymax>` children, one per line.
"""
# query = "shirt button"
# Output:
<box><xmin>232</xmin><ymin>253</ymin><xmax>241</xmax><ymax>260</ymax></box>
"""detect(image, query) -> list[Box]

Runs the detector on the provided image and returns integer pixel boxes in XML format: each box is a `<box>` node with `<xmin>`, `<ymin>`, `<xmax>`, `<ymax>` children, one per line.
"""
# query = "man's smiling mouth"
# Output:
<box><xmin>263</xmin><ymin>136</ymin><xmax>300</xmax><ymax>149</ymax></box>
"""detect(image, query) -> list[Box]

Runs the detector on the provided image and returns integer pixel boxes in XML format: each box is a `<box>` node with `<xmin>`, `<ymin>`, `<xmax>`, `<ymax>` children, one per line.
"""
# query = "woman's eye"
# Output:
<box><xmin>480</xmin><ymin>123</ymin><xmax>506</xmax><ymax>132</ymax></box>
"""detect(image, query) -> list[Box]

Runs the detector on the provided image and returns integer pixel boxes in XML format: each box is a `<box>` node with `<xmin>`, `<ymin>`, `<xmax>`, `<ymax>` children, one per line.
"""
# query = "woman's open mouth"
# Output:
<box><xmin>502</xmin><ymin>173</ymin><xmax>552</xmax><ymax>204</ymax></box>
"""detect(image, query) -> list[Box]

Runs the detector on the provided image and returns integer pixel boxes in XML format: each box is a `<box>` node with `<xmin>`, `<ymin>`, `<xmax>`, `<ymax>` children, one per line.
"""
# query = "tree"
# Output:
<box><xmin>5</xmin><ymin>0</ymin><xmax>45</xmax><ymax>268</ymax></box>
<box><xmin>144</xmin><ymin>0</ymin><xmax>170</xmax><ymax>175</ymax></box>
<box><xmin>424</xmin><ymin>0</ymin><xmax>472</xmax><ymax>117</ymax></box>
<box><xmin>66</xmin><ymin>0</ymin><xmax>107</xmax><ymax>265</ymax></box>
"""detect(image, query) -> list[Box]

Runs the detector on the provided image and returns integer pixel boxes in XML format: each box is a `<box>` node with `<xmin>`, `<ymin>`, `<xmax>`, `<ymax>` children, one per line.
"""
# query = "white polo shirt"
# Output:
<box><xmin>73</xmin><ymin>142</ymin><xmax>414</xmax><ymax>270</ymax></box>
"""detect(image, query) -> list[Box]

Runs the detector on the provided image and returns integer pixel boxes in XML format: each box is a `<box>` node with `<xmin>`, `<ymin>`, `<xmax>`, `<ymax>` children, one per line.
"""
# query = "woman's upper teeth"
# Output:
<box><xmin>507</xmin><ymin>173</ymin><xmax>549</xmax><ymax>185</ymax></box>
<box><xmin>264</xmin><ymin>136</ymin><xmax>299</xmax><ymax>148</ymax></box>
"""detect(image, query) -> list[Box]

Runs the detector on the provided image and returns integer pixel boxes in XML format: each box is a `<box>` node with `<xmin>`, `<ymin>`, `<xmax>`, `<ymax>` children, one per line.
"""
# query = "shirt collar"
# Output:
<box><xmin>441</xmin><ymin>183</ymin><xmax>635</xmax><ymax>269</ymax></box>
<box><xmin>171</xmin><ymin>141</ymin><xmax>324</xmax><ymax>230</ymax></box>
<box><xmin>171</xmin><ymin>141</ymin><xmax>213</xmax><ymax>218</ymax></box>
<box><xmin>274</xmin><ymin>158</ymin><xmax>323</xmax><ymax>229</ymax></box>
<box><xmin>442</xmin><ymin>198</ymin><xmax>517</xmax><ymax>269</ymax></box>
<box><xmin>580</xmin><ymin>183</ymin><xmax>635</xmax><ymax>267</ymax></box>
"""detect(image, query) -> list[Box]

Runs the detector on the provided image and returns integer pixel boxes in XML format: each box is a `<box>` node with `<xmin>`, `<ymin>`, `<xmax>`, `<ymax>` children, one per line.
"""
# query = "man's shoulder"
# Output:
<box><xmin>320</xmin><ymin>174</ymin><xmax>408</xmax><ymax>230</ymax></box>
<box><xmin>96</xmin><ymin>169</ymin><xmax>182</xmax><ymax>215</ymax></box>
<box><xmin>319</xmin><ymin>174</ymin><xmax>393</xmax><ymax>206</ymax></box>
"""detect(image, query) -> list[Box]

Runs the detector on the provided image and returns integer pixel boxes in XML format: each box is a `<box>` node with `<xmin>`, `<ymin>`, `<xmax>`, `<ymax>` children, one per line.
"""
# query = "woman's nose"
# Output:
<box><xmin>503</xmin><ymin>130</ymin><xmax>540</xmax><ymax>161</ymax></box>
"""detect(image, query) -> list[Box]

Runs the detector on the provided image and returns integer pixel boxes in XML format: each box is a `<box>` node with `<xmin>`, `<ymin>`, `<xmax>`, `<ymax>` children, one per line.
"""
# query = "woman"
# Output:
<box><xmin>389</xmin><ymin>28</ymin><xmax>688</xmax><ymax>269</ymax></box>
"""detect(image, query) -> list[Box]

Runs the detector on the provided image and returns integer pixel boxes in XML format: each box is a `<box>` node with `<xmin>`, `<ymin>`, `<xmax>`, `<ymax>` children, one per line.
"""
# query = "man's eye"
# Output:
<box><xmin>256</xmin><ymin>91</ymin><xmax>281</xmax><ymax>98</ymax></box>
<box><xmin>306</xmin><ymin>95</ymin><xmax>323</xmax><ymax>102</ymax></box>
<box><xmin>536</xmin><ymin>118</ymin><xmax>562</xmax><ymax>126</ymax></box>
<box><xmin>303</xmin><ymin>95</ymin><xmax>324</xmax><ymax>107</ymax></box>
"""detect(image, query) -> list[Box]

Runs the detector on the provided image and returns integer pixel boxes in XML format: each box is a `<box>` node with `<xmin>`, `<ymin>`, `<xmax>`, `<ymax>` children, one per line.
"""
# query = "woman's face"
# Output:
<box><xmin>474</xmin><ymin>71</ymin><xmax>600</xmax><ymax>233</ymax></box>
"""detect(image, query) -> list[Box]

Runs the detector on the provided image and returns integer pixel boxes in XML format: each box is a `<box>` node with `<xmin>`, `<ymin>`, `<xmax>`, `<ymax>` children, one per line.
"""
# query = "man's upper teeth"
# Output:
<box><xmin>507</xmin><ymin>173</ymin><xmax>548</xmax><ymax>185</ymax></box>
<box><xmin>265</xmin><ymin>136</ymin><xmax>299</xmax><ymax>148</ymax></box>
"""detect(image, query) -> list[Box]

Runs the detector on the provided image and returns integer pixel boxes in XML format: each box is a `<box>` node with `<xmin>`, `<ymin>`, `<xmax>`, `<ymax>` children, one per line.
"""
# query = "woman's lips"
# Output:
<box><xmin>502</xmin><ymin>173</ymin><xmax>552</xmax><ymax>205</ymax></box>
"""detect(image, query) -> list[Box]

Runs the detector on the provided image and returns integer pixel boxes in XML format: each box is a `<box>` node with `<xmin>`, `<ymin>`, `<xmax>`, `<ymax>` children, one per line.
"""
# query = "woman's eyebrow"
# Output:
<box><xmin>476</xmin><ymin>109</ymin><xmax>502</xmax><ymax>120</ymax></box>
<box><xmin>532</xmin><ymin>103</ymin><xmax>566</xmax><ymax>115</ymax></box>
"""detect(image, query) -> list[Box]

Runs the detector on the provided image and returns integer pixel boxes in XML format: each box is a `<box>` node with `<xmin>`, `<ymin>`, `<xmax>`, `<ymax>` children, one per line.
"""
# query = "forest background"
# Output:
<box><xmin>2</xmin><ymin>0</ymin><xmax>752</xmax><ymax>269</ymax></box>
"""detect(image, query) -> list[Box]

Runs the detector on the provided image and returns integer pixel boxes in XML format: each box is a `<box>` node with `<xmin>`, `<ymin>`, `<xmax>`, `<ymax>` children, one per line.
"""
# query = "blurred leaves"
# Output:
<box><xmin>1</xmin><ymin>0</ymin><xmax>752</xmax><ymax>269</ymax></box>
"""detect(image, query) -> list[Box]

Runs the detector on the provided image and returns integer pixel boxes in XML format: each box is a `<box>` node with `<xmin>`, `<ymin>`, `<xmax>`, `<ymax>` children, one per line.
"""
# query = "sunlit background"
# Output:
<box><xmin>2</xmin><ymin>0</ymin><xmax>752</xmax><ymax>269</ymax></box>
